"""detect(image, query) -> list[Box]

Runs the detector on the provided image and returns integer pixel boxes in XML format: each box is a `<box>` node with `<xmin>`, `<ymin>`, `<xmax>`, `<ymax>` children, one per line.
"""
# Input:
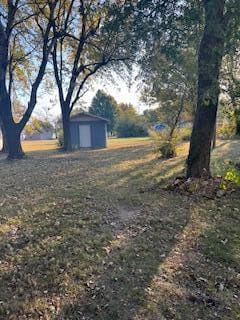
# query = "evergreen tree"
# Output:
<box><xmin>89</xmin><ymin>90</ymin><xmax>118</xmax><ymax>133</ymax></box>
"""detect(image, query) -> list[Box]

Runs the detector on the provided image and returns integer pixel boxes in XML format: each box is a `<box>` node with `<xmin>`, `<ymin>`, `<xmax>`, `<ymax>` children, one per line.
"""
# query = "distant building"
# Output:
<box><xmin>24</xmin><ymin>129</ymin><xmax>55</xmax><ymax>140</ymax></box>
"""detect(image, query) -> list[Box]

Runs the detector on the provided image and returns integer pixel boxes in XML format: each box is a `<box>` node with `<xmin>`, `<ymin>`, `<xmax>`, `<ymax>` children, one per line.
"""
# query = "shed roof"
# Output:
<box><xmin>70</xmin><ymin>112</ymin><xmax>109</xmax><ymax>123</ymax></box>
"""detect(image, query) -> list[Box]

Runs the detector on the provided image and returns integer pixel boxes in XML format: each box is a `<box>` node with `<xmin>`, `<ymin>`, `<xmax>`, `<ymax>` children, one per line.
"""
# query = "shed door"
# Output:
<box><xmin>79</xmin><ymin>125</ymin><xmax>91</xmax><ymax>147</ymax></box>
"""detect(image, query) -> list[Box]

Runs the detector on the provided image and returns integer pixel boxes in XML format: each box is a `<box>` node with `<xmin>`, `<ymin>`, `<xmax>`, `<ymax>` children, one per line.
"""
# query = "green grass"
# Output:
<box><xmin>0</xmin><ymin>138</ymin><xmax>239</xmax><ymax>319</ymax></box>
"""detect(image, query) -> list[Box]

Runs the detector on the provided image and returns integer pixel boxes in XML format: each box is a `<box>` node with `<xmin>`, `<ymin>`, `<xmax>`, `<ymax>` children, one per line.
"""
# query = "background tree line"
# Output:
<box><xmin>89</xmin><ymin>89</ymin><xmax>148</xmax><ymax>138</ymax></box>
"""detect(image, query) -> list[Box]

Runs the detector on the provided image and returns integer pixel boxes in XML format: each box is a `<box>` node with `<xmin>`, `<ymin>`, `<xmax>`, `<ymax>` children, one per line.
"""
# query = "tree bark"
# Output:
<box><xmin>234</xmin><ymin>109</ymin><xmax>240</xmax><ymax>136</ymax></box>
<box><xmin>187</xmin><ymin>0</ymin><xmax>226</xmax><ymax>178</ymax></box>
<box><xmin>62</xmin><ymin>108</ymin><xmax>72</xmax><ymax>151</ymax></box>
<box><xmin>236</xmin><ymin>122</ymin><xmax>240</xmax><ymax>136</ymax></box>
<box><xmin>212</xmin><ymin>122</ymin><xmax>217</xmax><ymax>150</ymax></box>
<box><xmin>5</xmin><ymin>125</ymin><xmax>23</xmax><ymax>159</ymax></box>
<box><xmin>0</xmin><ymin>122</ymin><xmax>8</xmax><ymax>153</ymax></box>
<box><xmin>0</xmin><ymin>87</ymin><xmax>25</xmax><ymax>158</ymax></box>
<box><xmin>0</xmin><ymin>92</ymin><xmax>24</xmax><ymax>159</ymax></box>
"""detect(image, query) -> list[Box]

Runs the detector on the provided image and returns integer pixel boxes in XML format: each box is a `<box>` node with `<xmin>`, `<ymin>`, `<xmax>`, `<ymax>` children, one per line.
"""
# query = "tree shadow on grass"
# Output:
<box><xmin>212</xmin><ymin>140</ymin><xmax>240</xmax><ymax>161</ymax></box>
<box><xmin>199</xmin><ymin>190</ymin><xmax>240</xmax><ymax>276</ymax></box>
<box><xmin>0</xmin><ymin>190</ymin><xmax>190</xmax><ymax>319</ymax></box>
<box><xmin>0</xmin><ymin>146</ymin><xmax>187</xmax><ymax>319</ymax></box>
<box><xmin>211</xmin><ymin>140</ymin><xmax>240</xmax><ymax>176</ymax></box>
<box><xmin>59</xmin><ymin>195</ymin><xmax>191</xmax><ymax>320</ymax></box>
<box><xmin>0</xmin><ymin>140</ymin><xmax>239</xmax><ymax>319</ymax></box>
<box><xmin>57</xmin><ymin>191</ymin><xmax>240</xmax><ymax>320</ymax></box>
<box><xmin>3</xmin><ymin>140</ymin><xmax>239</xmax><ymax>319</ymax></box>
<box><xmin>0</xmin><ymin>153</ymin><xmax>185</xmax><ymax>263</ymax></box>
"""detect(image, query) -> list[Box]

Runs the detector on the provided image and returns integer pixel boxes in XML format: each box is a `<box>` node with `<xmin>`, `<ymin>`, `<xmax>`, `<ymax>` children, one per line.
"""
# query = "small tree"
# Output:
<box><xmin>140</xmin><ymin>48</ymin><xmax>196</xmax><ymax>158</ymax></box>
<box><xmin>89</xmin><ymin>90</ymin><xmax>118</xmax><ymax>134</ymax></box>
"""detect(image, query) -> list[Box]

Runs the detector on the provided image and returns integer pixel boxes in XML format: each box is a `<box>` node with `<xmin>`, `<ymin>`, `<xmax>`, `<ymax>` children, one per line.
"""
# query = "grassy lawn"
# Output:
<box><xmin>21</xmin><ymin>137</ymin><xmax>151</xmax><ymax>153</ymax></box>
<box><xmin>0</xmin><ymin>138</ymin><xmax>239</xmax><ymax>319</ymax></box>
<box><xmin>22</xmin><ymin>140</ymin><xmax>59</xmax><ymax>153</ymax></box>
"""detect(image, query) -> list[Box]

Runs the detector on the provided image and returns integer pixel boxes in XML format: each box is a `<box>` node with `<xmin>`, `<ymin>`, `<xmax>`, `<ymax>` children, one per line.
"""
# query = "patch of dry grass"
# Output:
<box><xmin>20</xmin><ymin>137</ymin><xmax>151</xmax><ymax>154</ymax></box>
<box><xmin>0</xmin><ymin>138</ymin><xmax>239</xmax><ymax>319</ymax></box>
<box><xmin>22</xmin><ymin>140</ymin><xmax>58</xmax><ymax>152</ymax></box>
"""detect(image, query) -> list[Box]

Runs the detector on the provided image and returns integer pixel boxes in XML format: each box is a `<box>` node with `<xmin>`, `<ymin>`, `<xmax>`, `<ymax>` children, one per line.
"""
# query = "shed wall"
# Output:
<box><xmin>70</xmin><ymin>121</ymin><xmax>107</xmax><ymax>149</ymax></box>
<box><xmin>70</xmin><ymin>122</ymin><xmax>80</xmax><ymax>149</ymax></box>
<box><xmin>91</xmin><ymin>123</ymin><xmax>107</xmax><ymax>148</ymax></box>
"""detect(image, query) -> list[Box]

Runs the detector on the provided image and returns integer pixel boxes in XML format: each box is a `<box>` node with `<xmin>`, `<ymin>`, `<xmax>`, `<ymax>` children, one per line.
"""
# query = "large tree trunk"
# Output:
<box><xmin>0</xmin><ymin>93</ymin><xmax>24</xmax><ymax>159</ymax></box>
<box><xmin>5</xmin><ymin>125</ymin><xmax>24</xmax><ymax>159</ymax></box>
<box><xmin>235</xmin><ymin>109</ymin><xmax>240</xmax><ymax>136</ymax></box>
<box><xmin>0</xmin><ymin>97</ymin><xmax>24</xmax><ymax>159</ymax></box>
<box><xmin>236</xmin><ymin>122</ymin><xmax>240</xmax><ymax>136</ymax></box>
<box><xmin>0</xmin><ymin>122</ymin><xmax>8</xmax><ymax>153</ymax></box>
<box><xmin>187</xmin><ymin>0</ymin><xmax>226</xmax><ymax>178</ymax></box>
<box><xmin>62</xmin><ymin>108</ymin><xmax>72</xmax><ymax>151</ymax></box>
<box><xmin>212</xmin><ymin>122</ymin><xmax>217</xmax><ymax>150</ymax></box>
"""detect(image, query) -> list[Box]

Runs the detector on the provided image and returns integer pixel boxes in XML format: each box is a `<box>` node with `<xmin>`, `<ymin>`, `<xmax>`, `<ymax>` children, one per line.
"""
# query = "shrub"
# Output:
<box><xmin>150</xmin><ymin>129</ymin><xmax>177</xmax><ymax>158</ymax></box>
<box><xmin>159</xmin><ymin>140</ymin><xmax>177</xmax><ymax>158</ymax></box>
<box><xmin>116</xmin><ymin>116</ymin><xmax>148</xmax><ymax>138</ymax></box>
<box><xmin>178</xmin><ymin>127</ymin><xmax>192</xmax><ymax>141</ymax></box>
<box><xmin>224</xmin><ymin>167</ymin><xmax>240</xmax><ymax>187</ymax></box>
